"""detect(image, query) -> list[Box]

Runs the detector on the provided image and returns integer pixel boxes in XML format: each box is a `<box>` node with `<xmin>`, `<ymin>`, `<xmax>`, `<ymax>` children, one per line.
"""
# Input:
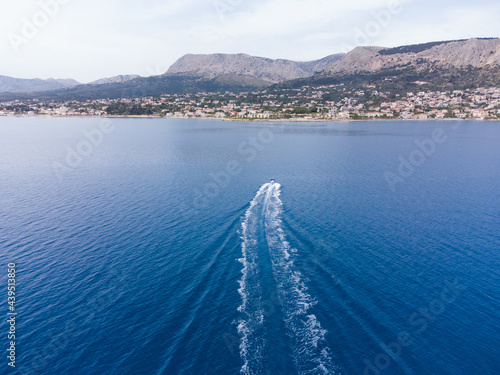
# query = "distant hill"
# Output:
<box><xmin>89</xmin><ymin>74</ymin><xmax>141</xmax><ymax>85</ymax></box>
<box><xmin>0</xmin><ymin>75</ymin><xmax>276</xmax><ymax>102</ymax></box>
<box><xmin>0</xmin><ymin>76</ymin><xmax>80</xmax><ymax>94</ymax></box>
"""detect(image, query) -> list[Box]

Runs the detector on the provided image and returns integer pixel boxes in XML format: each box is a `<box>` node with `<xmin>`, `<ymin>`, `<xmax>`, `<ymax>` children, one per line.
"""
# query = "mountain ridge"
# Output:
<box><xmin>165</xmin><ymin>53</ymin><xmax>345</xmax><ymax>83</ymax></box>
<box><xmin>321</xmin><ymin>38</ymin><xmax>500</xmax><ymax>75</ymax></box>
<box><xmin>0</xmin><ymin>37</ymin><xmax>498</xmax><ymax>101</ymax></box>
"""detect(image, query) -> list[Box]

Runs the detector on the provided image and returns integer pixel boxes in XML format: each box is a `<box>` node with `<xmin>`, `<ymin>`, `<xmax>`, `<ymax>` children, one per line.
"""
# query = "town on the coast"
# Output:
<box><xmin>1</xmin><ymin>85</ymin><xmax>499</xmax><ymax>120</ymax></box>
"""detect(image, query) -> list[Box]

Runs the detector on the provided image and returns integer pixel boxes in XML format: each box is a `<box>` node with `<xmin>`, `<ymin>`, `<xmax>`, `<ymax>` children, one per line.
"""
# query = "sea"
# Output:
<box><xmin>0</xmin><ymin>117</ymin><xmax>499</xmax><ymax>375</ymax></box>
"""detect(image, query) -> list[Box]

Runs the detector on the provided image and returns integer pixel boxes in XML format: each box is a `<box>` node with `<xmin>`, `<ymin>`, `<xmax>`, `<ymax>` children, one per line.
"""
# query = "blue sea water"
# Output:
<box><xmin>0</xmin><ymin>117</ymin><xmax>499</xmax><ymax>375</ymax></box>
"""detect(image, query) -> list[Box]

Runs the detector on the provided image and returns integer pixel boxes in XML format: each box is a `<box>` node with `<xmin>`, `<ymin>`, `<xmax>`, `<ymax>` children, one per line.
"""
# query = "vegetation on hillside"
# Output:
<box><xmin>379</xmin><ymin>38</ymin><xmax>498</xmax><ymax>55</ymax></box>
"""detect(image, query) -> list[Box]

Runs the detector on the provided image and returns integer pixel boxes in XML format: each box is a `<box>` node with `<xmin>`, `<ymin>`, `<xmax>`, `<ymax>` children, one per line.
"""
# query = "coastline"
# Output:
<box><xmin>0</xmin><ymin>114</ymin><xmax>495</xmax><ymax>122</ymax></box>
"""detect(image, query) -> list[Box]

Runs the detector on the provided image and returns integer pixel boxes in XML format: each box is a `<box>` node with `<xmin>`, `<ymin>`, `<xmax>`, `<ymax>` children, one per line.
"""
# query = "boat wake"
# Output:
<box><xmin>238</xmin><ymin>182</ymin><xmax>339</xmax><ymax>375</ymax></box>
<box><xmin>238</xmin><ymin>184</ymin><xmax>268</xmax><ymax>375</ymax></box>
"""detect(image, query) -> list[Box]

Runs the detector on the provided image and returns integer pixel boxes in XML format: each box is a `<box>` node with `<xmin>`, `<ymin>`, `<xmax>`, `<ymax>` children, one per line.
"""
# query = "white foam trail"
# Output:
<box><xmin>238</xmin><ymin>184</ymin><xmax>269</xmax><ymax>375</ymax></box>
<box><xmin>264</xmin><ymin>183</ymin><xmax>339</xmax><ymax>375</ymax></box>
<box><xmin>238</xmin><ymin>183</ymin><xmax>339</xmax><ymax>374</ymax></box>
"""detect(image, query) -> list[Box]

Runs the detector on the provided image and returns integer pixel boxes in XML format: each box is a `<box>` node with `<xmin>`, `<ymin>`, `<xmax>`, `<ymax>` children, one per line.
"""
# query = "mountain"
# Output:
<box><xmin>0</xmin><ymin>76</ymin><xmax>79</xmax><ymax>94</ymax></box>
<box><xmin>0</xmin><ymin>53</ymin><xmax>345</xmax><ymax>101</ymax></box>
<box><xmin>165</xmin><ymin>53</ymin><xmax>345</xmax><ymax>84</ymax></box>
<box><xmin>89</xmin><ymin>75</ymin><xmax>141</xmax><ymax>85</ymax></box>
<box><xmin>278</xmin><ymin>38</ymin><xmax>500</xmax><ymax>92</ymax></box>
<box><xmin>321</xmin><ymin>38</ymin><xmax>500</xmax><ymax>75</ymax></box>
<box><xmin>1</xmin><ymin>38</ymin><xmax>498</xmax><ymax>102</ymax></box>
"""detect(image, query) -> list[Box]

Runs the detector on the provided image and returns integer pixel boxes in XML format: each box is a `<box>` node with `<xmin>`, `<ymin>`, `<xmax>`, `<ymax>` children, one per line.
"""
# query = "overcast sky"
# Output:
<box><xmin>1</xmin><ymin>0</ymin><xmax>499</xmax><ymax>82</ymax></box>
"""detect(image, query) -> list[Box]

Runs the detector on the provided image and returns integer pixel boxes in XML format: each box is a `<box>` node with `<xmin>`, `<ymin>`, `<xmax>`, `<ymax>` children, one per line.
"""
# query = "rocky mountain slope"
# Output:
<box><xmin>166</xmin><ymin>53</ymin><xmax>344</xmax><ymax>83</ymax></box>
<box><xmin>273</xmin><ymin>38</ymin><xmax>500</xmax><ymax>93</ymax></box>
<box><xmin>322</xmin><ymin>38</ymin><xmax>500</xmax><ymax>75</ymax></box>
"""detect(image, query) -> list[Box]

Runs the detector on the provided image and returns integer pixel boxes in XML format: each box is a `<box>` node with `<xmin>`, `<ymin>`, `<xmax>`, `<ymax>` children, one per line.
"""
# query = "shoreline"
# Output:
<box><xmin>0</xmin><ymin>114</ymin><xmax>496</xmax><ymax>122</ymax></box>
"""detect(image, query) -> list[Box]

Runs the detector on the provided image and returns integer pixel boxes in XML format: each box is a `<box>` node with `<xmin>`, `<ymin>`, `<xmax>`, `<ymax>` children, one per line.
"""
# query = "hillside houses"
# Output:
<box><xmin>1</xmin><ymin>87</ymin><xmax>499</xmax><ymax>121</ymax></box>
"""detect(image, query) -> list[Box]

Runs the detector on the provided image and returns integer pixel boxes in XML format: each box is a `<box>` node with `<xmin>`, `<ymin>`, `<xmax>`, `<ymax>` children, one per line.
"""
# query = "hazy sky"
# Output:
<box><xmin>1</xmin><ymin>0</ymin><xmax>499</xmax><ymax>82</ymax></box>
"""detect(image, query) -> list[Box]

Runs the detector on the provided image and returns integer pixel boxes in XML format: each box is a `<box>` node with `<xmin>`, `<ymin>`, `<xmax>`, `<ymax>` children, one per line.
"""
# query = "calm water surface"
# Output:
<box><xmin>0</xmin><ymin>117</ymin><xmax>499</xmax><ymax>375</ymax></box>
